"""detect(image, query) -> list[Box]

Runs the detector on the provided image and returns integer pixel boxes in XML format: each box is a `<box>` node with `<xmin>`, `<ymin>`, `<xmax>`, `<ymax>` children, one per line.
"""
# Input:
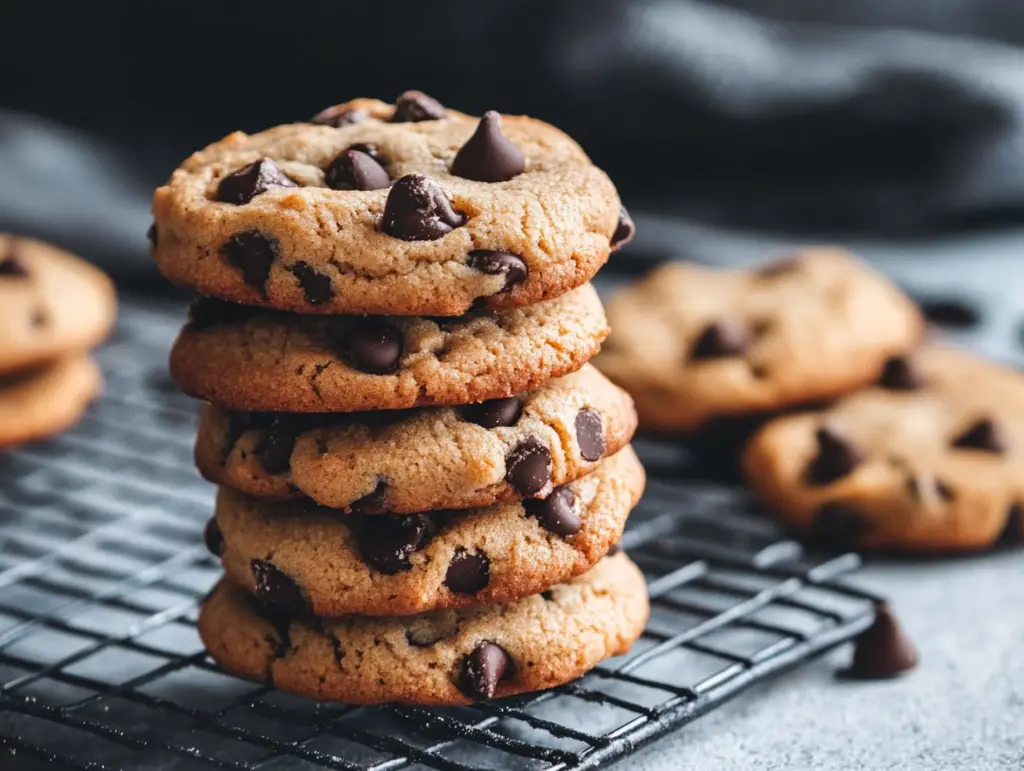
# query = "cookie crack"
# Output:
<box><xmin>309</xmin><ymin>362</ymin><xmax>332</xmax><ymax>399</ymax></box>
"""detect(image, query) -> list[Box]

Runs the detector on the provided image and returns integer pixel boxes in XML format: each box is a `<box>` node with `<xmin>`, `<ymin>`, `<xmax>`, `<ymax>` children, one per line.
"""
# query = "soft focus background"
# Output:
<box><xmin>3</xmin><ymin>0</ymin><xmax>1024</xmax><ymax>286</ymax></box>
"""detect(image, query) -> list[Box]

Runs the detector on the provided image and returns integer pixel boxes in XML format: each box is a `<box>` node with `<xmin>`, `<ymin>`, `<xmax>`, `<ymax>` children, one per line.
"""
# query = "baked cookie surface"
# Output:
<box><xmin>594</xmin><ymin>249</ymin><xmax>923</xmax><ymax>432</ymax></box>
<box><xmin>0</xmin><ymin>354</ymin><xmax>102</xmax><ymax>449</ymax></box>
<box><xmin>195</xmin><ymin>364</ymin><xmax>636</xmax><ymax>512</ymax></box>
<box><xmin>210</xmin><ymin>445</ymin><xmax>644</xmax><ymax>617</ymax></box>
<box><xmin>171</xmin><ymin>284</ymin><xmax>607</xmax><ymax>413</ymax></box>
<box><xmin>151</xmin><ymin>95</ymin><xmax>629</xmax><ymax>316</ymax></box>
<box><xmin>0</xmin><ymin>235</ymin><xmax>116</xmax><ymax>375</ymax></box>
<box><xmin>743</xmin><ymin>347</ymin><xmax>1024</xmax><ymax>552</ymax></box>
<box><xmin>198</xmin><ymin>551</ymin><xmax>648</xmax><ymax>705</ymax></box>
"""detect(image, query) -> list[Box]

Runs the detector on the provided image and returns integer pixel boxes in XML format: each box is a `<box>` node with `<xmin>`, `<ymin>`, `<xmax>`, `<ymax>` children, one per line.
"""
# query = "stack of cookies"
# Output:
<box><xmin>596</xmin><ymin>249</ymin><xmax>1024</xmax><ymax>554</ymax></box>
<box><xmin>0</xmin><ymin>235</ymin><xmax>115</xmax><ymax>449</ymax></box>
<box><xmin>150</xmin><ymin>92</ymin><xmax>649</xmax><ymax>704</ymax></box>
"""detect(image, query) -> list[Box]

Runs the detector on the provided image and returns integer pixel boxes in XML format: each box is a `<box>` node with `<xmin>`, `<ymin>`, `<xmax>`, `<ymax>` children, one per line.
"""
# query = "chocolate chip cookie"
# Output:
<box><xmin>151</xmin><ymin>94</ymin><xmax>629</xmax><ymax>316</ymax></box>
<box><xmin>195</xmin><ymin>364</ymin><xmax>636</xmax><ymax>511</ymax></box>
<box><xmin>0</xmin><ymin>235</ymin><xmax>116</xmax><ymax>375</ymax></box>
<box><xmin>743</xmin><ymin>346</ymin><xmax>1024</xmax><ymax>552</ymax></box>
<box><xmin>0</xmin><ymin>354</ymin><xmax>102</xmax><ymax>449</ymax></box>
<box><xmin>210</xmin><ymin>445</ymin><xmax>643</xmax><ymax>617</ymax></box>
<box><xmin>171</xmin><ymin>283</ymin><xmax>607</xmax><ymax>413</ymax></box>
<box><xmin>594</xmin><ymin>248</ymin><xmax>924</xmax><ymax>432</ymax></box>
<box><xmin>198</xmin><ymin>550</ymin><xmax>648</xmax><ymax>705</ymax></box>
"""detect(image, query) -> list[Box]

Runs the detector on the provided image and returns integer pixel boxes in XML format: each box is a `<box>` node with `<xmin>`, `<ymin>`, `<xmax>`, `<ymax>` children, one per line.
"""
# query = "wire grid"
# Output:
<box><xmin>0</xmin><ymin>297</ymin><xmax>878</xmax><ymax>771</ymax></box>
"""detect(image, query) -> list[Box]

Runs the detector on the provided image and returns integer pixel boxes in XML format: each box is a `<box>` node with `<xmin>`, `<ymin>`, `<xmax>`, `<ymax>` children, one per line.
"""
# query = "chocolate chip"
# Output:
<box><xmin>187</xmin><ymin>297</ymin><xmax>257</xmax><ymax>330</ymax></box>
<box><xmin>391</xmin><ymin>90</ymin><xmax>446</xmax><ymax>122</ymax></box>
<box><xmin>460</xmin><ymin>397</ymin><xmax>522</xmax><ymax>429</ymax></box>
<box><xmin>998</xmin><ymin>503</ymin><xmax>1024</xmax><ymax>545</ymax></box>
<box><xmin>289</xmin><ymin>261</ymin><xmax>333</xmax><ymax>304</ymax></box>
<box><xmin>340</xmin><ymin>318</ymin><xmax>404</xmax><ymax>374</ymax></box>
<box><xmin>445</xmin><ymin>549</ymin><xmax>490</xmax><ymax>594</ymax></box>
<box><xmin>357</xmin><ymin>513</ymin><xmax>434</xmax><ymax>575</ymax></box>
<box><xmin>246</xmin><ymin>595</ymin><xmax>292</xmax><ymax>658</ymax></box>
<box><xmin>466</xmin><ymin>250</ymin><xmax>528</xmax><ymax>291</ymax></box>
<box><xmin>217</xmin><ymin>158</ymin><xmax>298</xmax><ymax>205</ymax></box>
<box><xmin>690</xmin><ymin>321</ymin><xmax>751</xmax><ymax>360</ymax></box>
<box><xmin>841</xmin><ymin>603</ymin><xmax>918</xmax><ymax>680</ymax></box>
<box><xmin>325</xmin><ymin>149</ymin><xmax>390</xmax><ymax>191</ymax></box>
<box><xmin>256</xmin><ymin>416</ymin><xmax>299</xmax><ymax>475</ymax></box>
<box><xmin>526</xmin><ymin>485</ymin><xmax>580</xmax><ymax>536</ymax></box>
<box><xmin>310</xmin><ymin>105</ymin><xmax>369</xmax><ymax>127</ymax></box>
<box><xmin>606</xmin><ymin>543</ymin><xmax>622</xmax><ymax>556</ymax></box>
<box><xmin>918</xmin><ymin>297</ymin><xmax>980</xmax><ymax>329</ymax></box>
<box><xmin>451</xmin><ymin>111</ymin><xmax>525</xmax><ymax>183</ymax></box>
<box><xmin>541</xmin><ymin>590</ymin><xmax>555</xmax><ymax>601</ymax></box>
<box><xmin>146</xmin><ymin>222</ymin><xmax>158</xmax><ymax>249</ymax></box>
<box><xmin>610</xmin><ymin>205</ymin><xmax>636</xmax><ymax>251</ymax></box>
<box><xmin>347</xmin><ymin>142</ymin><xmax>383</xmax><ymax>163</ymax></box>
<box><xmin>0</xmin><ymin>246</ymin><xmax>28</xmax><ymax>277</ymax></box>
<box><xmin>951</xmin><ymin>417</ymin><xmax>1006</xmax><ymax>453</ymax></box>
<box><xmin>381</xmin><ymin>174</ymin><xmax>466</xmax><ymax>241</ymax></box>
<box><xmin>505</xmin><ymin>437</ymin><xmax>552</xmax><ymax>496</ymax></box>
<box><xmin>347</xmin><ymin>480</ymin><xmax>390</xmax><ymax>514</ymax></box>
<box><xmin>808</xmin><ymin>502</ymin><xmax>870</xmax><ymax>550</ymax></box>
<box><xmin>878</xmin><ymin>356</ymin><xmax>925</xmax><ymax>390</ymax></box>
<box><xmin>251</xmin><ymin>559</ymin><xmax>308</xmax><ymax>615</ymax></box>
<box><xmin>806</xmin><ymin>427</ymin><xmax>864</xmax><ymax>485</ymax></box>
<box><xmin>575</xmin><ymin>408</ymin><xmax>606</xmax><ymax>462</ymax></box>
<box><xmin>203</xmin><ymin>517</ymin><xmax>224</xmax><ymax>556</ymax></box>
<box><xmin>224</xmin><ymin>411</ymin><xmax>252</xmax><ymax>458</ymax></box>
<box><xmin>223</xmin><ymin>231</ymin><xmax>278</xmax><ymax>288</ymax></box>
<box><xmin>458</xmin><ymin>641</ymin><xmax>513</xmax><ymax>700</ymax></box>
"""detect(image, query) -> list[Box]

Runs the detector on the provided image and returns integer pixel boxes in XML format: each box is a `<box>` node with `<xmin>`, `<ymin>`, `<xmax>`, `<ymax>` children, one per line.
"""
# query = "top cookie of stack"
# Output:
<box><xmin>151</xmin><ymin>91</ymin><xmax>632</xmax><ymax>317</ymax></box>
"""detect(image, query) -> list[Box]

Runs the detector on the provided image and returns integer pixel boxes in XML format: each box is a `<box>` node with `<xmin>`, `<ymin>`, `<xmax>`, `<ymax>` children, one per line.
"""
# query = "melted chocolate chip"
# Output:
<box><xmin>466</xmin><ymin>250</ymin><xmax>528</xmax><ymax>291</ymax></box>
<box><xmin>357</xmin><ymin>513</ymin><xmax>434</xmax><ymax>575</ymax></box>
<box><xmin>223</xmin><ymin>231</ymin><xmax>278</xmax><ymax>288</ymax></box>
<box><xmin>347</xmin><ymin>480</ymin><xmax>390</xmax><ymax>514</ymax></box>
<box><xmin>289</xmin><ymin>261</ymin><xmax>333</xmax><ymax>304</ymax></box>
<box><xmin>0</xmin><ymin>245</ymin><xmax>28</xmax><ymax>277</ymax></box>
<box><xmin>324</xmin><ymin>149</ymin><xmax>390</xmax><ymax>191</ymax></box>
<box><xmin>381</xmin><ymin>174</ymin><xmax>466</xmax><ymax>241</ymax></box>
<box><xmin>575</xmin><ymin>408</ymin><xmax>606</xmax><ymax>462</ymax></box>
<box><xmin>146</xmin><ymin>222</ymin><xmax>158</xmax><ymax>249</ymax></box>
<box><xmin>691</xmin><ymin>321</ymin><xmax>751</xmax><ymax>360</ymax></box>
<box><xmin>251</xmin><ymin>559</ymin><xmax>308</xmax><ymax>615</ymax></box>
<box><xmin>808</xmin><ymin>502</ymin><xmax>870</xmax><ymax>550</ymax></box>
<box><xmin>606</xmin><ymin>543</ymin><xmax>622</xmax><ymax>556</ymax></box>
<box><xmin>340</xmin><ymin>318</ymin><xmax>404</xmax><ymax>374</ymax></box>
<box><xmin>918</xmin><ymin>298</ymin><xmax>980</xmax><ymax>329</ymax></box>
<box><xmin>257</xmin><ymin>416</ymin><xmax>300</xmax><ymax>475</ymax></box>
<box><xmin>310</xmin><ymin>105</ymin><xmax>370</xmax><ymax>127</ymax></box>
<box><xmin>505</xmin><ymin>437</ymin><xmax>552</xmax><ymax>496</ymax></box>
<box><xmin>951</xmin><ymin>417</ymin><xmax>1006</xmax><ymax>453</ymax></box>
<box><xmin>879</xmin><ymin>356</ymin><xmax>925</xmax><ymax>390</ymax></box>
<box><xmin>203</xmin><ymin>518</ymin><xmax>224</xmax><ymax>556</ymax></box>
<box><xmin>841</xmin><ymin>603</ymin><xmax>918</xmax><ymax>680</ymax></box>
<box><xmin>461</xmin><ymin>396</ymin><xmax>523</xmax><ymax>429</ymax></box>
<box><xmin>806</xmin><ymin>427</ymin><xmax>864</xmax><ymax>485</ymax></box>
<box><xmin>451</xmin><ymin>111</ymin><xmax>525</xmax><ymax>182</ymax></box>
<box><xmin>458</xmin><ymin>641</ymin><xmax>514</xmax><ymax>700</ymax></box>
<box><xmin>526</xmin><ymin>486</ymin><xmax>581</xmax><ymax>536</ymax></box>
<box><xmin>187</xmin><ymin>297</ymin><xmax>257</xmax><ymax>330</ymax></box>
<box><xmin>217</xmin><ymin>159</ymin><xmax>298</xmax><ymax>205</ymax></box>
<box><xmin>445</xmin><ymin>549</ymin><xmax>490</xmax><ymax>594</ymax></box>
<box><xmin>998</xmin><ymin>503</ymin><xmax>1024</xmax><ymax>545</ymax></box>
<box><xmin>610</xmin><ymin>205</ymin><xmax>636</xmax><ymax>251</ymax></box>
<box><xmin>246</xmin><ymin>595</ymin><xmax>292</xmax><ymax>658</ymax></box>
<box><xmin>391</xmin><ymin>90</ymin><xmax>446</xmax><ymax>122</ymax></box>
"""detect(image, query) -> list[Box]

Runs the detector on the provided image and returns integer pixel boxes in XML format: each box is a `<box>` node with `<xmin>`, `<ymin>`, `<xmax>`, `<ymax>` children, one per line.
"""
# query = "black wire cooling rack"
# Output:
<box><xmin>0</xmin><ymin>297</ymin><xmax>881</xmax><ymax>771</ymax></box>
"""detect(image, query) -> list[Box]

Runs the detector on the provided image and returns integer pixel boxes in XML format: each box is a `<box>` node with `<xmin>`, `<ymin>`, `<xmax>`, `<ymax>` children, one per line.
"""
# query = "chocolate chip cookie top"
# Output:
<box><xmin>0</xmin><ymin>235</ymin><xmax>116</xmax><ymax>375</ymax></box>
<box><xmin>0</xmin><ymin>354</ymin><xmax>102</xmax><ymax>449</ymax></box>
<box><xmin>150</xmin><ymin>95</ymin><xmax>624</xmax><ymax>316</ymax></box>
<box><xmin>194</xmin><ymin>364</ymin><xmax>637</xmax><ymax>512</ymax></box>
<box><xmin>212</xmin><ymin>445</ymin><xmax>643</xmax><ymax>617</ymax></box>
<box><xmin>594</xmin><ymin>248</ymin><xmax>924</xmax><ymax>432</ymax></box>
<box><xmin>171</xmin><ymin>284</ymin><xmax>607</xmax><ymax>413</ymax></box>
<box><xmin>743</xmin><ymin>347</ymin><xmax>1024</xmax><ymax>552</ymax></box>
<box><xmin>198</xmin><ymin>551</ymin><xmax>648</xmax><ymax>705</ymax></box>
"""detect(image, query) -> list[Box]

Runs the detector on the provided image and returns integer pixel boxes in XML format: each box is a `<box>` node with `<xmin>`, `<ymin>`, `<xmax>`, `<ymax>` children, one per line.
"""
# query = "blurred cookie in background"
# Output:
<box><xmin>0</xmin><ymin>235</ymin><xmax>116</xmax><ymax>448</ymax></box>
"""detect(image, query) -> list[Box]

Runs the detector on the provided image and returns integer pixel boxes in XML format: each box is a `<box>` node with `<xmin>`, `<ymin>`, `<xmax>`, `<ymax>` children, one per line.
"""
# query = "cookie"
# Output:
<box><xmin>198</xmin><ymin>550</ymin><xmax>648</xmax><ymax>705</ymax></box>
<box><xmin>210</xmin><ymin>445</ymin><xmax>644</xmax><ymax>617</ymax></box>
<box><xmin>171</xmin><ymin>283</ymin><xmax>607</xmax><ymax>413</ymax></box>
<box><xmin>0</xmin><ymin>235</ymin><xmax>116</xmax><ymax>375</ymax></box>
<box><xmin>0</xmin><ymin>354</ymin><xmax>102</xmax><ymax>449</ymax></box>
<box><xmin>151</xmin><ymin>94</ymin><xmax>630</xmax><ymax>316</ymax></box>
<box><xmin>195</xmin><ymin>364</ymin><xmax>636</xmax><ymax>512</ymax></box>
<box><xmin>594</xmin><ymin>248</ymin><xmax>924</xmax><ymax>432</ymax></box>
<box><xmin>743</xmin><ymin>347</ymin><xmax>1024</xmax><ymax>552</ymax></box>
